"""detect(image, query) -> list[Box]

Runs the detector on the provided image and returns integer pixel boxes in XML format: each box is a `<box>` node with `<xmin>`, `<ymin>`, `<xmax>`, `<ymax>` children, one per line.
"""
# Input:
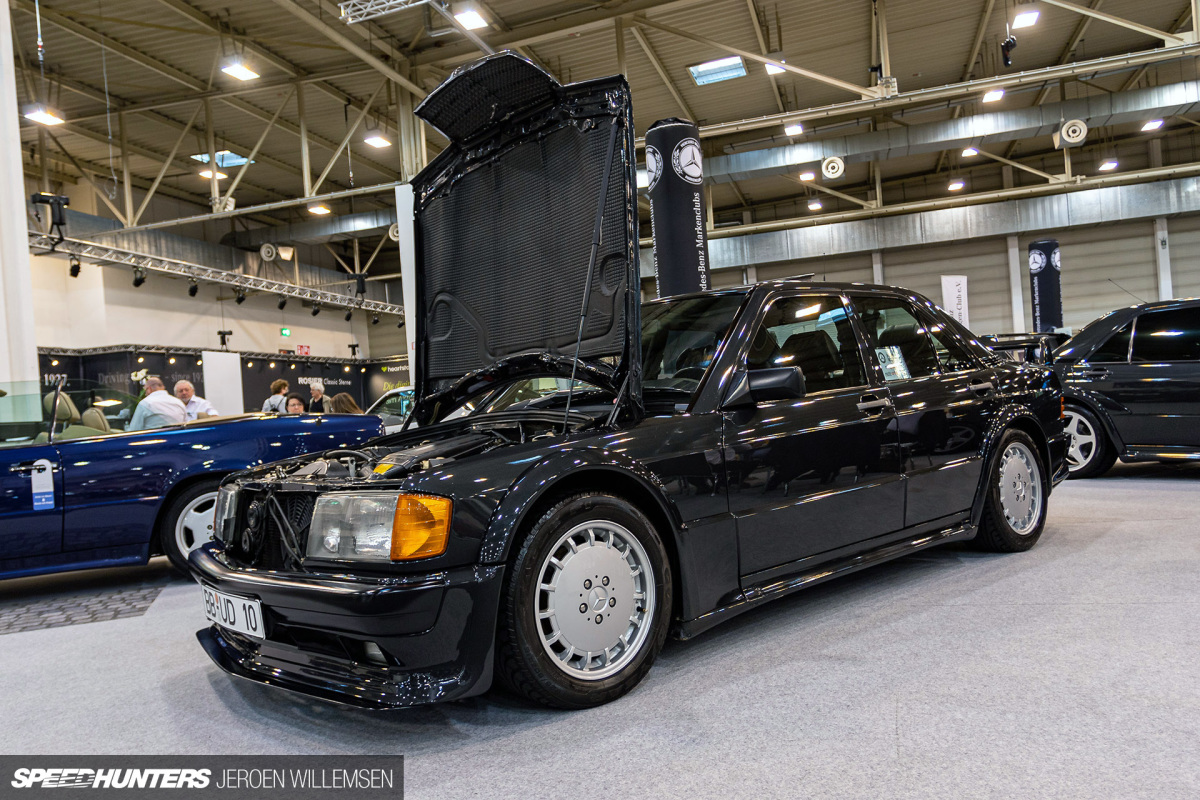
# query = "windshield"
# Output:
<box><xmin>641</xmin><ymin>292</ymin><xmax>747</xmax><ymax>400</ymax></box>
<box><xmin>0</xmin><ymin>390</ymin><xmax>52</xmax><ymax>449</ymax></box>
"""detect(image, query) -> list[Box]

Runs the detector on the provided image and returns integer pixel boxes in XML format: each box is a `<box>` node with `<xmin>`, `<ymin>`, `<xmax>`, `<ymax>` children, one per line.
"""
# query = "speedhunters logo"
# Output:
<box><xmin>11</xmin><ymin>768</ymin><xmax>210</xmax><ymax>789</ymax></box>
<box><xmin>1</xmin><ymin>757</ymin><xmax>402</xmax><ymax>798</ymax></box>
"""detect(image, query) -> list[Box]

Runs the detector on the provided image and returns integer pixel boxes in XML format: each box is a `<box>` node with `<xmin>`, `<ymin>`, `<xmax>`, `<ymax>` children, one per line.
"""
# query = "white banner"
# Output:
<box><xmin>201</xmin><ymin>350</ymin><xmax>244</xmax><ymax>415</ymax></box>
<box><xmin>940</xmin><ymin>274</ymin><xmax>970</xmax><ymax>328</ymax></box>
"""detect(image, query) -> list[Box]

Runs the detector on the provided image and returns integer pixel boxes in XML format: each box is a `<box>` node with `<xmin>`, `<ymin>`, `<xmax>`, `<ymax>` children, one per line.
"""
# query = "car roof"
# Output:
<box><xmin>643</xmin><ymin>280</ymin><xmax>909</xmax><ymax>305</ymax></box>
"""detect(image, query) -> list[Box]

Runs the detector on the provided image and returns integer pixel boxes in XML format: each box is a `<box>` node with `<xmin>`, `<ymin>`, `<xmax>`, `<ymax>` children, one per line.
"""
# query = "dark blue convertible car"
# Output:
<box><xmin>0</xmin><ymin>386</ymin><xmax>383</xmax><ymax>579</ymax></box>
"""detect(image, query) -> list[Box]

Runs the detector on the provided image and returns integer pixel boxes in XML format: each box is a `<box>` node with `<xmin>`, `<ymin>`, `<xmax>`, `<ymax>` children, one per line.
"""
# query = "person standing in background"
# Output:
<box><xmin>308</xmin><ymin>381</ymin><xmax>326</xmax><ymax>413</ymax></box>
<box><xmin>174</xmin><ymin>380</ymin><xmax>218</xmax><ymax>421</ymax></box>
<box><xmin>328</xmin><ymin>393</ymin><xmax>363</xmax><ymax>414</ymax></box>
<box><xmin>262</xmin><ymin>379</ymin><xmax>289</xmax><ymax>413</ymax></box>
<box><xmin>130</xmin><ymin>377</ymin><xmax>187</xmax><ymax>430</ymax></box>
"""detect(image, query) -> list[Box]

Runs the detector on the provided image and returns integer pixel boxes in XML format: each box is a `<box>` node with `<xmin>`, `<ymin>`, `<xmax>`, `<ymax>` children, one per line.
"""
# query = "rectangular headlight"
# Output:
<box><xmin>213</xmin><ymin>484</ymin><xmax>239</xmax><ymax>543</ymax></box>
<box><xmin>307</xmin><ymin>492</ymin><xmax>451</xmax><ymax>562</ymax></box>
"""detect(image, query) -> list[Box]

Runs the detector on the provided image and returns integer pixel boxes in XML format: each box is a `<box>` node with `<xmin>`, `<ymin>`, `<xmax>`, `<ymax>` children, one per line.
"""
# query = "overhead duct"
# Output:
<box><xmin>221</xmin><ymin>208</ymin><xmax>398</xmax><ymax>248</ymax></box>
<box><xmin>638</xmin><ymin>173</ymin><xmax>1200</xmax><ymax>275</ymax></box>
<box><xmin>706</xmin><ymin>81</ymin><xmax>1200</xmax><ymax>185</ymax></box>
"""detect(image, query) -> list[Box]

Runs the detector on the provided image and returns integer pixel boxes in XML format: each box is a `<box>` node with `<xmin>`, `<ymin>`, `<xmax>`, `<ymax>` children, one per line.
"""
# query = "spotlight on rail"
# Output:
<box><xmin>344</xmin><ymin>309</ymin><xmax>353</xmax><ymax>322</ymax></box>
<box><xmin>132</xmin><ymin>268</ymin><xmax>146</xmax><ymax>288</ymax></box>
<box><xmin>188</xmin><ymin>280</ymin><xmax>199</xmax><ymax>297</ymax></box>
<box><xmin>277</xmin><ymin>296</ymin><xmax>288</xmax><ymax>310</ymax></box>
<box><xmin>235</xmin><ymin>290</ymin><xmax>247</xmax><ymax>305</ymax></box>
<box><xmin>371</xmin><ymin>314</ymin><xmax>380</xmax><ymax>325</ymax></box>
<box><xmin>312</xmin><ymin>304</ymin><xmax>321</xmax><ymax>317</ymax></box>
<box><xmin>69</xmin><ymin>256</ymin><xmax>81</xmax><ymax>278</ymax></box>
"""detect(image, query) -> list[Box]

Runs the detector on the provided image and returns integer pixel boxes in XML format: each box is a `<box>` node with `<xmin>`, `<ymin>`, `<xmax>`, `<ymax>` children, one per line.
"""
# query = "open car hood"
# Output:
<box><xmin>408</xmin><ymin>52</ymin><xmax>642</xmax><ymax>420</ymax></box>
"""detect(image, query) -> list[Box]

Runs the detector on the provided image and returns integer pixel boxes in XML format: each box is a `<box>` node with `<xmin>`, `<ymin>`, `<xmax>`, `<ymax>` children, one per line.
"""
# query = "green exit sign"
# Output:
<box><xmin>280</xmin><ymin>327</ymin><xmax>291</xmax><ymax>337</ymax></box>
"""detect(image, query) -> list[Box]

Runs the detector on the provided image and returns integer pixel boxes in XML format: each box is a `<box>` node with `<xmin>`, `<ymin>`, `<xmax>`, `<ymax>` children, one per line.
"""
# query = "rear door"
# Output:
<box><xmin>724</xmin><ymin>292</ymin><xmax>905</xmax><ymax>577</ymax></box>
<box><xmin>849</xmin><ymin>293</ymin><xmax>997</xmax><ymax>528</ymax></box>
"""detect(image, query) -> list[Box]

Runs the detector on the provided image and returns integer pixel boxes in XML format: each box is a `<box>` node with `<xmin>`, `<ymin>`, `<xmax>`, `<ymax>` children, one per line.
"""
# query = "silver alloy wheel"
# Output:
<box><xmin>535</xmin><ymin>520</ymin><xmax>655</xmax><ymax>681</ymax></box>
<box><xmin>1063</xmin><ymin>409</ymin><xmax>1098</xmax><ymax>472</ymax></box>
<box><xmin>175</xmin><ymin>491</ymin><xmax>218</xmax><ymax>558</ymax></box>
<box><xmin>998</xmin><ymin>442</ymin><xmax>1043</xmax><ymax>535</ymax></box>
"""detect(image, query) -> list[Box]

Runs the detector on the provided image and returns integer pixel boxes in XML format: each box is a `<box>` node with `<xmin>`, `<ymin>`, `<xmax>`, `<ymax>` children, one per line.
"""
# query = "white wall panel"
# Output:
<box><xmin>1020</xmin><ymin>222</ymin><xmax>1157</xmax><ymax>332</ymax></box>
<box><xmin>1164</xmin><ymin>214</ymin><xmax>1200</xmax><ymax>299</ymax></box>
<box><xmin>879</xmin><ymin>239</ymin><xmax>1011</xmax><ymax>335</ymax></box>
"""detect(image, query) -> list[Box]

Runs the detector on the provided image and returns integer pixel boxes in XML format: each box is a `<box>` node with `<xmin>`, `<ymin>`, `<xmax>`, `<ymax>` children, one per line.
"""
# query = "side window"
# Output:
<box><xmin>852</xmin><ymin>296</ymin><xmax>940</xmax><ymax>381</ymax></box>
<box><xmin>927</xmin><ymin>323</ymin><xmax>976</xmax><ymax>372</ymax></box>
<box><xmin>747</xmin><ymin>295</ymin><xmax>866</xmax><ymax>392</ymax></box>
<box><xmin>1089</xmin><ymin>321</ymin><xmax>1132</xmax><ymax>363</ymax></box>
<box><xmin>1130</xmin><ymin>308</ymin><xmax>1200</xmax><ymax>362</ymax></box>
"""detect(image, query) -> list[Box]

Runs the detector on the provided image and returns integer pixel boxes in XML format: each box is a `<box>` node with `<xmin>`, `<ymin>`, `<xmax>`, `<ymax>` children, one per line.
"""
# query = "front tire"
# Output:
<box><xmin>495</xmin><ymin>493</ymin><xmax>673</xmax><ymax>709</ymax></box>
<box><xmin>1063</xmin><ymin>404</ymin><xmax>1116</xmax><ymax>479</ymax></box>
<box><xmin>159</xmin><ymin>478</ymin><xmax>222</xmax><ymax>574</ymax></box>
<box><xmin>975</xmin><ymin>429</ymin><xmax>1048</xmax><ymax>553</ymax></box>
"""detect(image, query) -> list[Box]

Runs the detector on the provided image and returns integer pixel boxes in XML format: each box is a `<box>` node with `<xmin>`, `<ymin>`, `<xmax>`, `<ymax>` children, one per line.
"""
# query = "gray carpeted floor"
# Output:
<box><xmin>1</xmin><ymin>462</ymin><xmax>1197</xmax><ymax>799</ymax></box>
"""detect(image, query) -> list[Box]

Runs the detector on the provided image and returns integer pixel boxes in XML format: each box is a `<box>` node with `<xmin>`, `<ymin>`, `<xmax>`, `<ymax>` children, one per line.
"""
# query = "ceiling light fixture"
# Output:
<box><xmin>371</xmin><ymin>314</ymin><xmax>380</xmax><ymax>325</ymax></box>
<box><xmin>235</xmin><ymin>290</ymin><xmax>246</xmax><ymax>304</ymax></box>
<box><xmin>807</xmin><ymin>199</ymin><xmax>823</xmax><ymax>211</ymax></box>
<box><xmin>69</xmin><ymin>256</ymin><xmax>81</xmax><ymax>278</ymax></box>
<box><xmin>277</xmin><ymin>296</ymin><xmax>287</xmax><ymax>310</ymax></box>
<box><xmin>311</xmin><ymin>304</ymin><xmax>321</xmax><ymax>316</ymax></box>
<box><xmin>688</xmin><ymin>55</ymin><xmax>747</xmax><ymax>86</ymax></box>
<box><xmin>344</xmin><ymin>309</ymin><xmax>353</xmax><ymax>322</ymax></box>
<box><xmin>799</xmin><ymin>171</ymin><xmax>816</xmax><ymax>181</ymax></box>
<box><xmin>188</xmin><ymin>280</ymin><xmax>199</xmax><ymax>297</ymax></box>
<box><xmin>199</xmin><ymin>169</ymin><xmax>227</xmax><ymax>180</ymax></box>
<box><xmin>363</xmin><ymin>128</ymin><xmax>391</xmax><ymax>148</ymax></box>
<box><xmin>947</xmin><ymin>179</ymin><xmax>965</xmax><ymax>191</ymax></box>
<box><xmin>1142</xmin><ymin>119</ymin><xmax>1164</xmax><ymax>132</ymax></box>
<box><xmin>1012</xmin><ymin>10</ymin><xmax>1040</xmax><ymax>28</ymax></box>
<box><xmin>23</xmin><ymin>103</ymin><xmax>65</xmax><ymax>126</ymax></box>
<box><xmin>1098</xmin><ymin>159</ymin><xmax>1119</xmax><ymax>171</ymax></box>
<box><xmin>961</xmin><ymin>147</ymin><xmax>979</xmax><ymax>157</ymax></box>
<box><xmin>982</xmin><ymin>88</ymin><xmax>1005</xmax><ymax>103</ymax></box>
<box><xmin>452</xmin><ymin>4</ymin><xmax>488</xmax><ymax>30</ymax></box>
<box><xmin>132</xmin><ymin>269</ymin><xmax>147</xmax><ymax>287</ymax></box>
<box><xmin>308</xmin><ymin>203</ymin><xmax>331</xmax><ymax>215</ymax></box>
<box><xmin>221</xmin><ymin>59</ymin><xmax>259</xmax><ymax>81</ymax></box>
<box><xmin>765</xmin><ymin>52</ymin><xmax>787</xmax><ymax>75</ymax></box>
<box><xmin>784</xmin><ymin>123</ymin><xmax>804</xmax><ymax>136</ymax></box>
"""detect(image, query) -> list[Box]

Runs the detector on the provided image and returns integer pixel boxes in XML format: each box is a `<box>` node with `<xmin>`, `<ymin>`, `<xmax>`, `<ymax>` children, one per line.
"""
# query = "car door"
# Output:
<box><xmin>1088</xmin><ymin>306</ymin><xmax>1200</xmax><ymax>447</ymax></box>
<box><xmin>0</xmin><ymin>443</ymin><xmax>64</xmax><ymax>562</ymax></box>
<box><xmin>849</xmin><ymin>293</ymin><xmax>998</xmax><ymax>528</ymax></box>
<box><xmin>723</xmin><ymin>292</ymin><xmax>905</xmax><ymax>578</ymax></box>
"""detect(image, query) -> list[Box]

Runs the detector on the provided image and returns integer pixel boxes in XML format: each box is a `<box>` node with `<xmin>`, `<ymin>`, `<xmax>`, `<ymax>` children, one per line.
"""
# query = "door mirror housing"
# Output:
<box><xmin>723</xmin><ymin>367</ymin><xmax>806</xmax><ymax>408</ymax></box>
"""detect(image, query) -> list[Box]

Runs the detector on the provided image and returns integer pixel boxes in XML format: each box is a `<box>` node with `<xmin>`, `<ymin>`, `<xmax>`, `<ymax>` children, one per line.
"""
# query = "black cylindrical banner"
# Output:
<box><xmin>645</xmin><ymin>118</ymin><xmax>711</xmax><ymax>298</ymax></box>
<box><xmin>1027</xmin><ymin>239</ymin><xmax>1063</xmax><ymax>332</ymax></box>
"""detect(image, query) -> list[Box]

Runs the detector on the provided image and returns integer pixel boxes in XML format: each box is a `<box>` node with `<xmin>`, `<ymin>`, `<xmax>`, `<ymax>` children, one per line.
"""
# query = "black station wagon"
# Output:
<box><xmin>190</xmin><ymin>54</ymin><xmax>1069</xmax><ymax>710</ymax></box>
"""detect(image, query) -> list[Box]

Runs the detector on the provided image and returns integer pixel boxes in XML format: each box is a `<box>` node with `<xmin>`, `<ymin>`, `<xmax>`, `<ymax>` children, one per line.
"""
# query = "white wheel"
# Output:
<box><xmin>997</xmin><ymin>442</ymin><xmax>1043</xmax><ymax>536</ymax></box>
<box><xmin>176</xmin><ymin>491</ymin><xmax>218</xmax><ymax>557</ymax></box>
<box><xmin>534</xmin><ymin>520</ymin><xmax>656</xmax><ymax>681</ymax></box>
<box><xmin>1064</xmin><ymin>409</ymin><xmax>1098</xmax><ymax>472</ymax></box>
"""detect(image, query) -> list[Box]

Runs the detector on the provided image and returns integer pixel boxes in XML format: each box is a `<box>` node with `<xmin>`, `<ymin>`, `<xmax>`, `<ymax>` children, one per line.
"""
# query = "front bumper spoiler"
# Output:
<box><xmin>1048</xmin><ymin>429</ymin><xmax>1070</xmax><ymax>487</ymax></box>
<box><xmin>189</xmin><ymin>542</ymin><xmax>504</xmax><ymax>710</ymax></box>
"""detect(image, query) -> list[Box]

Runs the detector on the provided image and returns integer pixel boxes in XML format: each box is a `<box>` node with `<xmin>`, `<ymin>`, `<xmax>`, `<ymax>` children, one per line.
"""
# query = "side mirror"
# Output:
<box><xmin>723</xmin><ymin>366</ymin><xmax>806</xmax><ymax>408</ymax></box>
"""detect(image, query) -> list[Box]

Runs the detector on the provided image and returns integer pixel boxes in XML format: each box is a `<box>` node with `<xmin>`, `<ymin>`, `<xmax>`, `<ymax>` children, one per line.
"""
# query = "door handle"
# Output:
<box><xmin>970</xmin><ymin>379</ymin><xmax>994</xmax><ymax>394</ymax></box>
<box><xmin>8</xmin><ymin>462</ymin><xmax>58</xmax><ymax>475</ymax></box>
<box><xmin>857</xmin><ymin>395</ymin><xmax>893</xmax><ymax>415</ymax></box>
<box><xmin>1079</xmin><ymin>368</ymin><xmax>1109</xmax><ymax>379</ymax></box>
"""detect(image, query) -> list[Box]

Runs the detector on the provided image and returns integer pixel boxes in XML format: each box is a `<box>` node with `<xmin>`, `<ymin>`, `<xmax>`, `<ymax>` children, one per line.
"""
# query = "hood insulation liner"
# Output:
<box><xmin>412</xmin><ymin>53</ymin><xmax>640</xmax><ymax>387</ymax></box>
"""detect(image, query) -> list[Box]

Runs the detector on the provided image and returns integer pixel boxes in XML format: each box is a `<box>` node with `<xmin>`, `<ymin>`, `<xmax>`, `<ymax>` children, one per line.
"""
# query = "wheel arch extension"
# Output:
<box><xmin>480</xmin><ymin>455</ymin><xmax>685</xmax><ymax>614</ymax></box>
<box><xmin>1062</xmin><ymin>390</ymin><xmax>1125</xmax><ymax>452</ymax></box>
<box><xmin>970</xmin><ymin>407</ymin><xmax>1052</xmax><ymax>528</ymax></box>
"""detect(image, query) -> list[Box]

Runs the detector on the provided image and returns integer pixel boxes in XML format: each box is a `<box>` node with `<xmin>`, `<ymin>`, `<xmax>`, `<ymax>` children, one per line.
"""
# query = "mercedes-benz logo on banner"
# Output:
<box><xmin>672</xmin><ymin>138</ymin><xmax>704</xmax><ymax>184</ymax></box>
<box><xmin>1051</xmin><ymin>247</ymin><xmax>1061</xmax><ymax>271</ymax></box>
<box><xmin>1028</xmin><ymin>249</ymin><xmax>1047</xmax><ymax>274</ymax></box>
<box><xmin>645</xmin><ymin>145</ymin><xmax>663</xmax><ymax>191</ymax></box>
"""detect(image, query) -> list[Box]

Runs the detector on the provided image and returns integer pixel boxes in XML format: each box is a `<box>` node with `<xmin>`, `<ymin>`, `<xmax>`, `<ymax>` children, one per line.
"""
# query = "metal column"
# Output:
<box><xmin>1007</xmin><ymin>235</ymin><xmax>1025</xmax><ymax>332</ymax></box>
<box><xmin>1153</xmin><ymin>217</ymin><xmax>1174</xmax><ymax>300</ymax></box>
<box><xmin>0</xmin><ymin>5</ymin><xmax>42</xmax><ymax>414</ymax></box>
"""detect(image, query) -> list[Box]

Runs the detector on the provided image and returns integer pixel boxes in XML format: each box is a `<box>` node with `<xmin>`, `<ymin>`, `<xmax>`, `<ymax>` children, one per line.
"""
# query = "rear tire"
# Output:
<box><xmin>159</xmin><ymin>478</ymin><xmax>223</xmax><ymax>574</ymax></box>
<box><xmin>1064</xmin><ymin>404</ymin><xmax>1116</xmax><ymax>479</ymax></box>
<box><xmin>975</xmin><ymin>429</ymin><xmax>1048</xmax><ymax>553</ymax></box>
<box><xmin>495</xmin><ymin>493</ymin><xmax>672</xmax><ymax>709</ymax></box>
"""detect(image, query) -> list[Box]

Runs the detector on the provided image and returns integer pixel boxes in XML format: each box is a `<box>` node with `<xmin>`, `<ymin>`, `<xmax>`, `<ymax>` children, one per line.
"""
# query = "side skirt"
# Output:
<box><xmin>674</xmin><ymin>522</ymin><xmax>976</xmax><ymax>640</ymax></box>
<box><xmin>1122</xmin><ymin>446</ymin><xmax>1200</xmax><ymax>463</ymax></box>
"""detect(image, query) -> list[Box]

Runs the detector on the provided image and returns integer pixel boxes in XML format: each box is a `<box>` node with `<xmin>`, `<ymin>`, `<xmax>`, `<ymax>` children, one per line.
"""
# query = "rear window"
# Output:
<box><xmin>1130</xmin><ymin>308</ymin><xmax>1200</xmax><ymax>362</ymax></box>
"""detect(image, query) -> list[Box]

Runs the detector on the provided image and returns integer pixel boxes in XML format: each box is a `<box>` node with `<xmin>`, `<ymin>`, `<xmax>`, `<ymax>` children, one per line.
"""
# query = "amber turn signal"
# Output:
<box><xmin>390</xmin><ymin>494</ymin><xmax>452</xmax><ymax>560</ymax></box>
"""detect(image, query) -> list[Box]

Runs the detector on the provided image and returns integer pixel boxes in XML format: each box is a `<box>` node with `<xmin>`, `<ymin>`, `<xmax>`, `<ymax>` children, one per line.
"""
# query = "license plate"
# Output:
<box><xmin>202</xmin><ymin>586</ymin><xmax>264</xmax><ymax>640</ymax></box>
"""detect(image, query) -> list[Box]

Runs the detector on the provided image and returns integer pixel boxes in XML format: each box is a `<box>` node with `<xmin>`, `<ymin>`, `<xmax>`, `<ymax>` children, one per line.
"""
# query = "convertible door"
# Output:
<box><xmin>0</xmin><ymin>445</ymin><xmax>63</xmax><ymax>562</ymax></box>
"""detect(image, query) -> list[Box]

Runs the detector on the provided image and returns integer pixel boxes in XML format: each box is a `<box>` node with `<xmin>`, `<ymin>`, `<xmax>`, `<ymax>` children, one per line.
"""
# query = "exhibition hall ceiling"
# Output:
<box><xmin>11</xmin><ymin>0</ymin><xmax>1200</xmax><ymax>235</ymax></box>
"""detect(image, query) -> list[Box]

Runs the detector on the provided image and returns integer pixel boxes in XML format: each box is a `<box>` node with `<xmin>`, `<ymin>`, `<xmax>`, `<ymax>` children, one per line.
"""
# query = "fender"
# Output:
<box><xmin>969</xmin><ymin>403</ymin><xmax>1051</xmax><ymax>528</ymax></box>
<box><xmin>478</xmin><ymin>446</ymin><xmax>684</xmax><ymax>566</ymax></box>
<box><xmin>1061</xmin><ymin>386</ymin><xmax>1127</xmax><ymax>453</ymax></box>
